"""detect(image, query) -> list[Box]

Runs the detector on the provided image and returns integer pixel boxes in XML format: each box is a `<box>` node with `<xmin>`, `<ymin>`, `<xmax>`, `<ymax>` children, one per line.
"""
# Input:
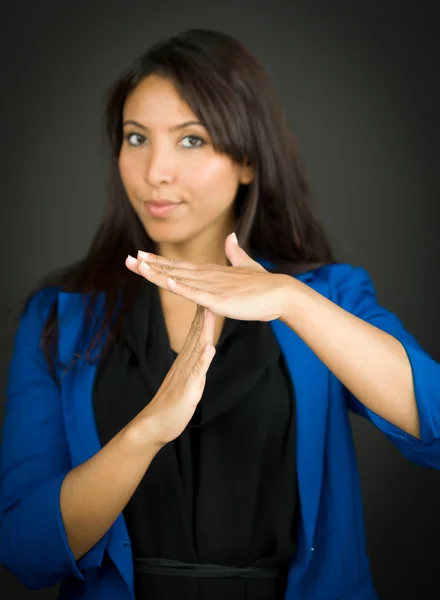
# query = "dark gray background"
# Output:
<box><xmin>1</xmin><ymin>1</ymin><xmax>439</xmax><ymax>598</ymax></box>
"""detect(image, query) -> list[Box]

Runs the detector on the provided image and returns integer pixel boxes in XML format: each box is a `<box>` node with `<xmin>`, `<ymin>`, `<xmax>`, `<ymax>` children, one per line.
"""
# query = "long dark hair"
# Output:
<box><xmin>25</xmin><ymin>28</ymin><xmax>337</xmax><ymax>379</ymax></box>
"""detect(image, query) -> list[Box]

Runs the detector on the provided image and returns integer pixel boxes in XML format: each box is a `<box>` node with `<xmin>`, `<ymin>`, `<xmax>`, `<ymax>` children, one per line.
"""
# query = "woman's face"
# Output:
<box><xmin>118</xmin><ymin>75</ymin><xmax>254</xmax><ymax>249</ymax></box>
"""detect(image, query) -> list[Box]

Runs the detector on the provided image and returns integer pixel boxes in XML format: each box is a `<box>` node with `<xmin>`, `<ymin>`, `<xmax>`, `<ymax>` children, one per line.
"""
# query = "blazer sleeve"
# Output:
<box><xmin>334</xmin><ymin>264</ymin><xmax>440</xmax><ymax>469</ymax></box>
<box><xmin>0</xmin><ymin>289</ymin><xmax>86</xmax><ymax>590</ymax></box>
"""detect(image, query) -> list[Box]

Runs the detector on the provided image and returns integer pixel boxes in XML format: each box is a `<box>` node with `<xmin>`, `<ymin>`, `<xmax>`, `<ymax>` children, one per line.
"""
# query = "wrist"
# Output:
<box><xmin>277</xmin><ymin>275</ymin><xmax>310</xmax><ymax>326</ymax></box>
<box><xmin>123</xmin><ymin>414</ymin><xmax>165</xmax><ymax>456</ymax></box>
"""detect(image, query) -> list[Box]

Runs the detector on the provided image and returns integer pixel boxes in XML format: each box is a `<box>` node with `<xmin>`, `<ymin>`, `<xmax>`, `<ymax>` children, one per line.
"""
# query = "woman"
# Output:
<box><xmin>1</xmin><ymin>28</ymin><xmax>439</xmax><ymax>600</ymax></box>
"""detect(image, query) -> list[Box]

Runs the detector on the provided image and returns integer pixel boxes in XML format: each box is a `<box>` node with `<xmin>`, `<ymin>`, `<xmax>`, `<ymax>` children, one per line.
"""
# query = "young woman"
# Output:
<box><xmin>1</xmin><ymin>28</ymin><xmax>439</xmax><ymax>600</ymax></box>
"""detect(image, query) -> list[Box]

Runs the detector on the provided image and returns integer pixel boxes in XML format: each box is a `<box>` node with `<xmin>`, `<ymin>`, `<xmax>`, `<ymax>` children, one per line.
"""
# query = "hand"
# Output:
<box><xmin>125</xmin><ymin>233</ymin><xmax>291</xmax><ymax>322</ymax></box>
<box><xmin>137</xmin><ymin>305</ymin><xmax>216</xmax><ymax>448</ymax></box>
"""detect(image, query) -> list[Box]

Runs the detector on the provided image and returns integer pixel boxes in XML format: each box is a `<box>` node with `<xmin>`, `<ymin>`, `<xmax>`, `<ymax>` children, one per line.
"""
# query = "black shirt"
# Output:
<box><xmin>93</xmin><ymin>280</ymin><xmax>299</xmax><ymax>599</ymax></box>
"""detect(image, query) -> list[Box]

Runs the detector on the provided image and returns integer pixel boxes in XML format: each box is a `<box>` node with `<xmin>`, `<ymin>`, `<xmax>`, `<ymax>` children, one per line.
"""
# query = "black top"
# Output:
<box><xmin>93</xmin><ymin>280</ymin><xmax>299</xmax><ymax>599</ymax></box>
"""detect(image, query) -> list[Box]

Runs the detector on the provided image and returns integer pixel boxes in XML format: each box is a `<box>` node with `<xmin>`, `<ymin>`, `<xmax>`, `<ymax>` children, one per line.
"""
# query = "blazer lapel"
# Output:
<box><xmin>256</xmin><ymin>260</ymin><xmax>331</xmax><ymax>574</ymax></box>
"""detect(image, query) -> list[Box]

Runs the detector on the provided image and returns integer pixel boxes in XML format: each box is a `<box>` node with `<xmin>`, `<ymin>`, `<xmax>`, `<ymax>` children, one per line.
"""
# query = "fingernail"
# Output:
<box><xmin>127</xmin><ymin>255</ymin><xmax>137</xmax><ymax>266</ymax></box>
<box><xmin>138</xmin><ymin>250</ymin><xmax>149</xmax><ymax>259</ymax></box>
<box><xmin>231</xmin><ymin>232</ymin><xmax>238</xmax><ymax>244</ymax></box>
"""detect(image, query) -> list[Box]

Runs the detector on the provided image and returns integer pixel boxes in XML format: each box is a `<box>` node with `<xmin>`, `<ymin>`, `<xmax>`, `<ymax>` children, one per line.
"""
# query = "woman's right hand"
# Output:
<box><xmin>134</xmin><ymin>305</ymin><xmax>217</xmax><ymax>449</ymax></box>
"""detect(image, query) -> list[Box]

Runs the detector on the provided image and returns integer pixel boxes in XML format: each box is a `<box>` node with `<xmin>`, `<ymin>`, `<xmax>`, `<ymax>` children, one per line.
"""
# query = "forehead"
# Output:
<box><xmin>123</xmin><ymin>75</ymin><xmax>197</xmax><ymax>126</ymax></box>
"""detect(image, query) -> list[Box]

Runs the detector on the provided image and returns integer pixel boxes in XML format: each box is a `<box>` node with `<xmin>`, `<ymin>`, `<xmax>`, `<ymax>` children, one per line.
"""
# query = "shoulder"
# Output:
<box><xmin>23</xmin><ymin>288</ymin><xmax>107</xmax><ymax>321</ymax></box>
<box><xmin>18</xmin><ymin>286</ymin><xmax>96</xmax><ymax>339</ymax></box>
<box><xmin>293</xmin><ymin>262</ymin><xmax>379</xmax><ymax>317</ymax></box>
<box><xmin>295</xmin><ymin>262</ymin><xmax>374</xmax><ymax>291</ymax></box>
<box><xmin>16</xmin><ymin>288</ymin><xmax>108</xmax><ymax>365</ymax></box>
<box><xmin>10</xmin><ymin>288</ymin><xmax>61</xmax><ymax>361</ymax></box>
<box><xmin>20</xmin><ymin>286</ymin><xmax>60</xmax><ymax>326</ymax></box>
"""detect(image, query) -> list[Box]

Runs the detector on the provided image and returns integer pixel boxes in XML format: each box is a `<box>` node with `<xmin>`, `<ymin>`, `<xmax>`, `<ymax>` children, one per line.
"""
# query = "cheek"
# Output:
<box><xmin>118</xmin><ymin>157</ymin><xmax>142</xmax><ymax>215</ymax></box>
<box><xmin>184</xmin><ymin>158</ymin><xmax>239</xmax><ymax>205</ymax></box>
<box><xmin>118</xmin><ymin>154</ymin><xmax>138</xmax><ymax>188</ymax></box>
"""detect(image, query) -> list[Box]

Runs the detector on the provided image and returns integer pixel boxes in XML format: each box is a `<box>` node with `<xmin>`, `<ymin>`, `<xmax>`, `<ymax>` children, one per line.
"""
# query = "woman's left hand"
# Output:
<box><xmin>125</xmin><ymin>233</ymin><xmax>292</xmax><ymax>322</ymax></box>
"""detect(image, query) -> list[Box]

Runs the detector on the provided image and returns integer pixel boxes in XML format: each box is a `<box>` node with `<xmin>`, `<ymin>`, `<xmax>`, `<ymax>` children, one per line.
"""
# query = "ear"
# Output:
<box><xmin>239</xmin><ymin>162</ymin><xmax>255</xmax><ymax>185</ymax></box>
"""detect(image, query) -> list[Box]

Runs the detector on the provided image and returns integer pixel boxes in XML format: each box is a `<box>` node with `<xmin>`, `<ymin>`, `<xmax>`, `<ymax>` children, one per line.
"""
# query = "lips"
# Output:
<box><xmin>147</xmin><ymin>200</ymin><xmax>178</xmax><ymax>207</ymax></box>
<box><xmin>144</xmin><ymin>200</ymin><xmax>181</xmax><ymax>218</ymax></box>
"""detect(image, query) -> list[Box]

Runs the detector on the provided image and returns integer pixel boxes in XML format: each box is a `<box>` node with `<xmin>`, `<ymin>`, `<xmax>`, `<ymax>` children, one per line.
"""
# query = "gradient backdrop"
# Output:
<box><xmin>1</xmin><ymin>1</ymin><xmax>439</xmax><ymax>598</ymax></box>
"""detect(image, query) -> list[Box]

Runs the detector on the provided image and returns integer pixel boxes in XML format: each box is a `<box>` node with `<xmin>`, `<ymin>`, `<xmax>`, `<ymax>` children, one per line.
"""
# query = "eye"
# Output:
<box><xmin>181</xmin><ymin>135</ymin><xmax>206</xmax><ymax>149</ymax></box>
<box><xmin>125</xmin><ymin>132</ymin><xmax>145</xmax><ymax>146</ymax></box>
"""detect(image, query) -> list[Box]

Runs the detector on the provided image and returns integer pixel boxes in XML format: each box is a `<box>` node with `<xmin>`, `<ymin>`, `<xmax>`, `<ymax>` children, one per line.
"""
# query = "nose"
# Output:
<box><xmin>143</xmin><ymin>143</ymin><xmax>175</xmax><ymax>186</ymax></box>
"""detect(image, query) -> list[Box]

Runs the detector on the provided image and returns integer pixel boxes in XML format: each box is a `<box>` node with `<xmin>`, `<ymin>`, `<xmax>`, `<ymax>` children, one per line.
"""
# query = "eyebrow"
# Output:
<box><xmin>122</xmin><ymin>119</ymin><xmax>204</xmax><ymax>131</ymax></box>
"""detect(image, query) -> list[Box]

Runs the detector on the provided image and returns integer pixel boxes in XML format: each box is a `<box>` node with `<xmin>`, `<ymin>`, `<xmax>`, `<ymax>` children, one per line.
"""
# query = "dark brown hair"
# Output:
<box><xmin>25</xmin><ymin>28</ymin><xmax>337</xmax><ymax>379</ymax></box>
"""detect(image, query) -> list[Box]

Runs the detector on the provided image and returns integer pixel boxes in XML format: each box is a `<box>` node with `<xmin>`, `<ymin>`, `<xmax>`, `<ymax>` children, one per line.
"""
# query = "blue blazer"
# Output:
<box><xmin>1</xmin><ymin>261</ymin><xmax>440</xmax><ymax>600</ymax></box>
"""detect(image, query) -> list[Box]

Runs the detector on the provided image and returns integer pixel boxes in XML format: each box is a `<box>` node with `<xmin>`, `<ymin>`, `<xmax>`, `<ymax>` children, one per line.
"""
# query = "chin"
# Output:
<box><xmin>143</xmin><ymin>225</ymin><xmax>193</xmax><ymax>246</ymax></box>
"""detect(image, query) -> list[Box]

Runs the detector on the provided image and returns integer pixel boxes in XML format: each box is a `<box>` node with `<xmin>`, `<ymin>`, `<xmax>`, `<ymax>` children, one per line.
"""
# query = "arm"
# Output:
<box><xmin>279</xmin><ymin>271</ymin><xmax>420</xmax><ymax>438</ymax></box>
<box><xmin>278</xmin><ymin>265</ymin><xmax>440</xmax><ymax>468</ymax></box>
<box><xmin>60</xmin><ymin>421</ymin><xmax>159</xmax><ymax>562</ymax></box>
<box><xmin>0</xmin><ymin>290</ymin><xmax>159</xmax><ymax>589</ymax></box>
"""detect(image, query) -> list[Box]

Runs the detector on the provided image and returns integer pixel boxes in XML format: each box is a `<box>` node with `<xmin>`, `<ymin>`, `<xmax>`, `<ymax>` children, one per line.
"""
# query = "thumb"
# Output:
<box><xmin>225</xmin><ymin>232</ymin><xmax>260</xmax><ymax>268</ymax></box>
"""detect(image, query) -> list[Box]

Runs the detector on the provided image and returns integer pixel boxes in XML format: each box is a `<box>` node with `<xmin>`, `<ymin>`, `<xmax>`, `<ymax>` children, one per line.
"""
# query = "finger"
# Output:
<box><xmin>179</xmin><ymin>307</ymin><xmax>217</xmax><ymax>377</ymax></box>
<box><xmin>137</xmin><ymin>260</ymin><xmax>218</xmax><ymax>306</ymax></box>
<box><xmin>138</xmin><ymin>261</ymin><xmax>215</xmax><ymax>292</ymax></box>
<box><xmin>225</xmin><ymin>233</ymin><xmax>264</xmax><ymax>269</ymax></box>
<box><xmin>126</xmin><ymin>255</ymin><xmax>144</xmax><ymax>274</ymax></box>
<box><xmin>141</xmin><ymin>261</ymin><xmax>218</xmax><ymax>281</ymax></box>
<box><xmin>137</xmin><ymin>251</ymin><xmax>201</xmax><ymax>271</ymax></box>
<box><xmin>176</xmin><ymin>305</ymin><xmax>205</xmax><ymax>361</ymax></box>
<box><xmin>202</xmin><ymin>309</ymin><xmax>216</xmax><ymax>347</ymax></box>
<box><xmin>183</xmin><ymin>308</ymin><xmax>217</xmax><ymax>380</ymax></box>
<box><xmin>166</xmin><ymin>278</ymin><xmax>217</xmax><ymax>307</ymax></box>
<box><xmin>185</xmin><ymin>340</ymin><xmax>216</xmax><ymax>391</ymax></box>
